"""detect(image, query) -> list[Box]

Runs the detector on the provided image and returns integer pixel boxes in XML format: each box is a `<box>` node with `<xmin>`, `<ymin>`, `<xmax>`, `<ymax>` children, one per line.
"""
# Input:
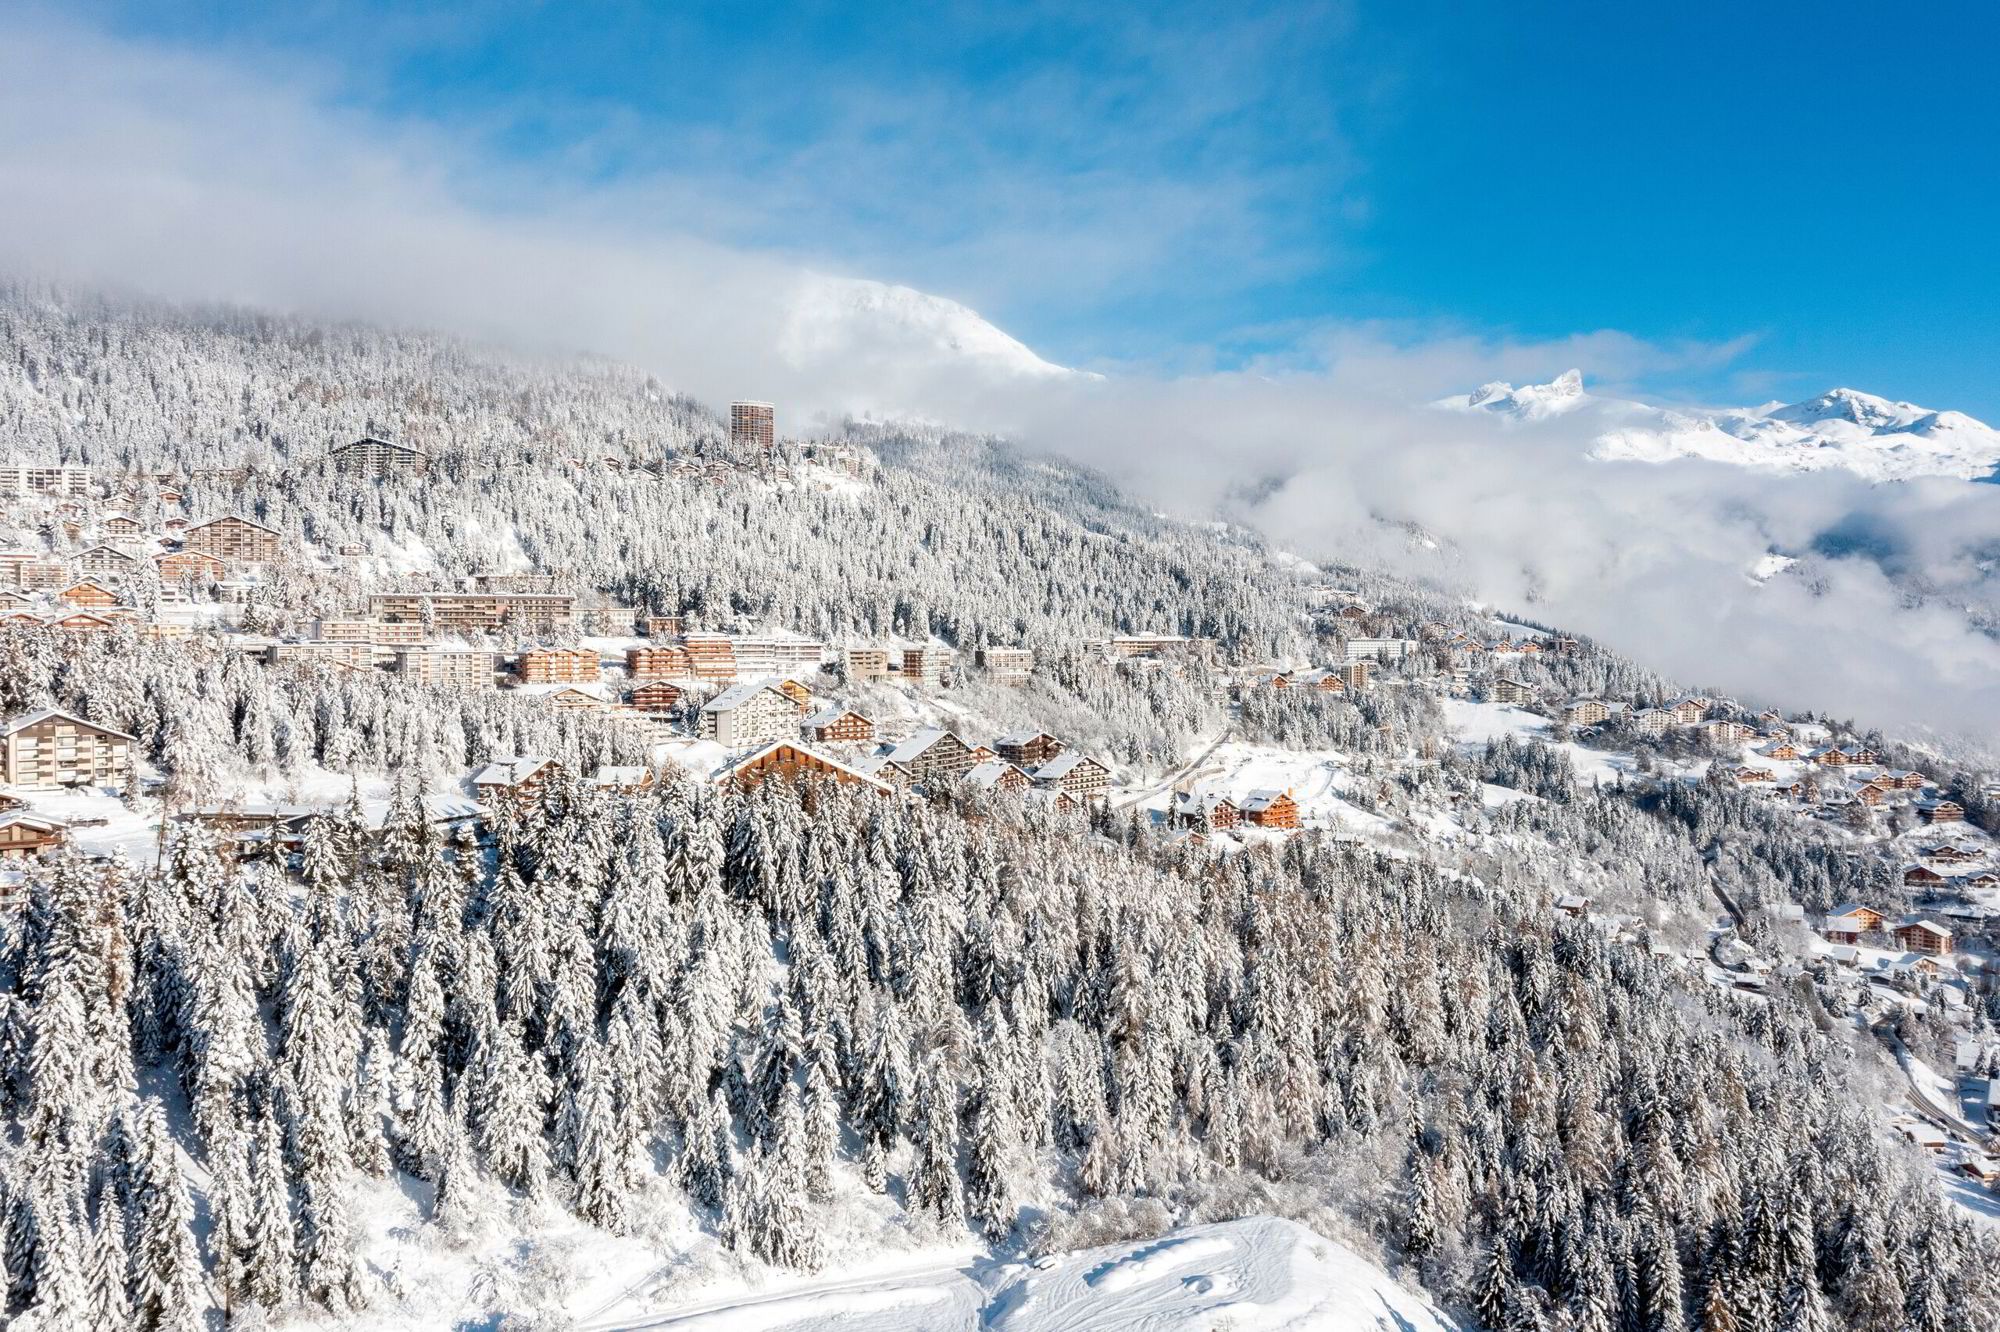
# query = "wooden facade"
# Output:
<box><xmin>627</xmin><ymin>680</ymin><xmax>687</xmax><ymax>713</ymax></box>
<box><xmin>996</xmin><ymin>731</ymin><xmax>1065</xmax><ymax>768</ymax></box>
<box><xmin>157</xmin><ymin>550</ymin><xmax>226</xmax><ymax>583</ymax></box>
<box><xmin>721</xmin><ymin>742</ymin><xmax>892</xmax><ymax>795</ymax></box>
<box><xmin>184</xmin><ymin>515</ymin><xmax>282</xmax><ymax>565</ymax></box>
<box><xmin>516</xmin><ymin>648</ymin><xmax>601</xmax><ymax>684</ymax></box>
<box><xmin>1242</xmin><ymin>789</ymin><xmax>1301</xmax><ymax>830</ymax></box>
<box><xmin>804</xmin><ymin>708</ymin><xmax>874</xmax><ymax>743</ymax></box>
<box><xmin>0</xmin><ymin>710</ymin><xmax>134</xmax><ymax>790</ymax></box>
<box><xmin>0</xmin><ymin>812</ymin><xmax>68</xmax><ymax>859</ymax></box>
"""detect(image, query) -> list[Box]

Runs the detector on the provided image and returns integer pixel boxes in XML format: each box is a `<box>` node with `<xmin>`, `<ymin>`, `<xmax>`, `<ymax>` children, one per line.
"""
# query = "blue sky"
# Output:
<box><xmin>54</xmin><ymin>1</ymin><xmax>2000</xmax><ymax>412</ymax></box>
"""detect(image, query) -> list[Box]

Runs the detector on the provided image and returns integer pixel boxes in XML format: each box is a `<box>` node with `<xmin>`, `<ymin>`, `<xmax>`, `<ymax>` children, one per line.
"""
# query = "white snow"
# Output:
<box><xmin>587</xmin><ymin>1217</ymin><xmax>1459</xmax><ymax>1332</ymax></box>
<box><xmin>1438</xmin><ymin>372</ymin><xmax>2000</xmax><ymax>482</ymax></box>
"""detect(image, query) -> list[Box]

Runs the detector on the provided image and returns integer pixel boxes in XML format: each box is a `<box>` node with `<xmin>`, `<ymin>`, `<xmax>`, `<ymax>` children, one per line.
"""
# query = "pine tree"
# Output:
<box><xmin>128</xmin><ymin>1101</ymin><xmax>205</xmax><ymax>1332</ymax></box>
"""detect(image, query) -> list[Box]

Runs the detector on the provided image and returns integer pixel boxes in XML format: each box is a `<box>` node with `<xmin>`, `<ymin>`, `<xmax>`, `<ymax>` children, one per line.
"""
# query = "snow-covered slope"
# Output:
<box><xmin>590</xmin><ymin>1217</ymin><xmax>1459</xmax><ymax>1331</ymax></box>
<box><xmin>1438</xmin><ymin>373</ymin><xmax>2000</xmax><ymax>482</ymax></box>
<box><xmin>780</xmin><ymin>275</ymin><xmax>1088</xmax><ymax>384</ymax></box>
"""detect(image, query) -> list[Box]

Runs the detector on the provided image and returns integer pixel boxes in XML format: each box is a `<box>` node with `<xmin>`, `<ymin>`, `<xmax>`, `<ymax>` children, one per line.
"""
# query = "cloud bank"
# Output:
<box><xmin>3</xmin><ymin>12</ymin><xmax>1997</xmax><ymax>750</ymax></box>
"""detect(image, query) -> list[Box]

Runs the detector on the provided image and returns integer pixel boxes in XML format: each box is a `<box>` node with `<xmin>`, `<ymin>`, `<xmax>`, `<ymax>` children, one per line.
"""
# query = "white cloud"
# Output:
<box><xmin>2</xmin><ymin>11</ymin><xmax>1997</xmax><ymax>750</ymax></box>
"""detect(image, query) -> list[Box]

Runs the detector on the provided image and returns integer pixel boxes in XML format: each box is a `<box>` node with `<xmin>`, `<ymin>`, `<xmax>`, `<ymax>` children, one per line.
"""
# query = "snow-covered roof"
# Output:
<box><xmin>589</xmin><ymin>766</ymin><xmax>651</xmax><ymax>787</ymax></box>
<box><xmin>511</xmin><ymin>683</ymin><xmax>611</xmax><ymax>701</ymax></box>
<box><xmin>1894</xmin><ymin>915</ymin><xmax>1953</xmax><ymax>938</ymax></box>
<box><xmin>1035</xmin><ymin>751</ymin><xmax>1101</xmax><ymax>781</ymax></box>
<box><xmin>0</xmin><ymin>708</ymin><xmax>136</xmax><ymax>742</ymax></box>
<box><xmin>804</xmin><ymin>706</ymin><xmax>864</xmax><ymax>728</ymax></box>
<box><xmin>0</xmin><ymin>810</ymin><xmax>67</xmax><ymax>834</ymax></box>
<box><xmin>994</xmin><ymin>730</ymin><xmax>1054</xmax><ymax>747</ymax></box>
<box><xmin>716</xmin><ymin>741</ymin><xmax>893</xmax><ymax>793</ymax></box>
<box><xmin>964</xmin><ymin>760</ymin><xmax>1024</xmax><ymax>792</ymax></box>
<box><xmin>1240</xmin><ymin>789</ymin><xmax>1290</xmax><ymax>813</ymax></box>
<box><xmin>884</xmin><ymin>727</ymin><xmax>952</xmax><ymax>764</ymax></box>
<box><xmin>702</xmin><ymin>681</ymin><xmax>785</xmax><ymax>713</ymax></box>
<box><xmin>473</xmin><ymin>755</ymin><xmax>553</xmax><ymax>787</ymax></box>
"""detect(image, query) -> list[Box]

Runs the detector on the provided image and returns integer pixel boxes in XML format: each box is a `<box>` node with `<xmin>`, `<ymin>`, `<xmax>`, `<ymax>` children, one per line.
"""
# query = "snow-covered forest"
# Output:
<box><xmin>0</xmin><ymin>286</ymin><xmax>1997</xmax><ymax>1331</ymax></box>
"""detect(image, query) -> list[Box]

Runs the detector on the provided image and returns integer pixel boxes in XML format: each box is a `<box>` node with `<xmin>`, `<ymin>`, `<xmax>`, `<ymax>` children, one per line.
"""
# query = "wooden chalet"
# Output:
<box><xmin>995</xmin><ymin>731</ymin><xmax>1065</xmax><ymax>768</ymax></box>
<box><xmin>184</xmin><ymin>514</ymin><xmax>282</xmax><ymax>565</ymax></box>
<box><xmin>99</xmin><ymin>514</ymin><xmax>144</xmax><ymax>538</ymax></box>
<box><xmin>1904</xmin><ymin>864</ymin><xmax>1948</xmax><ymax>888</ymax></box>
<box><xmin>719</xmin><ymin>741</ymin><xmax>893</xmax><ymax>795</ymax></box>
<box><xmin>803</xmin><ymin>707</ymin><xmax>874</xmax><ymax>743</ymax></box>
<box><xmin>1893</xmin><ymin>916</ymin><xmax>1954</xmax><ymax>956</ymax></box>
<box><xmin>1922</xmin><ymin>844</ymin><xmax>1980</xmax><ymax>865</ymax></box>
<box><xmin>626</xmin><ymin>680</ymin><xmax>687</xmax><ymax>714</ymax></box>
<box><xmin>1241</xmin><ymin>789</ymin><xmax>1302</xmax><ymax>830</ymax></box>
<box><xmin>1172</xmin><ymin>790</ymin><xmax>1242</xmax><ymax>830</ymax></box>
<box><xmin>965</xmin><ymin>759</ymin><xmax>1032</xmax><ymax>795</ymax></box>
<box><xmin>0</xmin><ymin>811</ymin><xmax>69</xmax><ymax>859</ymax></box>
<box><xmin>76</xmin><ymin>545</ymin><xmax>138</xmax><ymax>576</ymax></box>
<box><xmin>1918</xmin><ymin>800</ymin><xmax>1966</xmax><ymax>825</ymax></box>
<box><xmin>516</xmin><ymin>647</ymin><xmax>601</xmax><ymax>684</ymax></box>
<box><xmin>1033</xmin><ymin>751</ymin><xmax>1111</xmax><ymax>800</ymax></box>
<box><xmin>50</xmin><ymin>611</ymin><xmax>123</xmax><ymax>632</ymax></box>
<box><xmin>626</xmin><ymin>645</ymin><xmax>694</xmax><ymax>681</ymax></box>
<box><xmin>59</xmin><ymin>579</ymin><xmax>119</xmax><ymax>609</ymax></box>
<box><xmin>472</xmin><ymin>756</ymin><xmax>560</xmax><ymax>799</ymax></box>
<box><xmin>1822</xmin><ymin>903</ymin><xmax>1885</xmax><ymax>943</ymax></box>
<box><xmin>773</xmin><ymin>678</ymin><xmax>813</xmax><ymax>709</ymax></box>
<box><xmin>882</xmin><ymin>728</ymin><xmax>977</xmax><ymax>787</ymax></box>
<box><xmin>157</xmin><ymin>550</ymin><xmax>226</xmax><ymax>582</ymax></box>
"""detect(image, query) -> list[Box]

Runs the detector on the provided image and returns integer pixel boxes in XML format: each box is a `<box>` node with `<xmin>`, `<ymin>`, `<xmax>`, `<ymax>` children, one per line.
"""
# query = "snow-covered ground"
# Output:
<box><xmin>585</xmin><ymin>1217</ymin><xmax>1459</xmax><ymax>1332</ymax></box>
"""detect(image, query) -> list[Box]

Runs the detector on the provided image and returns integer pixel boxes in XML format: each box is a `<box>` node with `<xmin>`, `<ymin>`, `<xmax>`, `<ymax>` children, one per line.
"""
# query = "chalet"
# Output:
<box><xmin>1758</xmin><ymin>740</ymin><xmax>1801</xmax><ymax>761</ymax></box>
<box><xmin>184</xmin><ymin>515</ymin><xmax>282</xmax><ymax>565</ymax></box>
<box><xmin>626</xmin><ymin>680</ymin><xmax>687</xmax><ymax>714</ymax></box>
<box><xmin>49</xmin><ymin>611</ymin><xmax>123</xmax><ymax>632</ymax></box>
<box><xmin>1734</xmin><ymin>768</ymin><xmax>1776</xmax><ymax>785</ymax></box>
<box><xmin>76</xmin><ymin>545</ymin><xmax>138</xmax><ymax>576</ymax></box>
<box><xmin>882</xmin><ymin>728</ymin><xmax>977</xmax><ymax>787</ymax></box>
<box><xmin>99</xmin><ymin>514</ymin><xmax>144</xmax><ymax>538</ymax></box>
<box><xmin>627</xmin><ymin>645</ymin><xmax>695</xmax><ymax>680</ymax></box>
<box><xmin>513</xmin><ymin>684</ymin><xmax>612</xmax><ymax>712</ymax></box>
<box><xmin>964</xmin><ymin>760</ymin><xmax>1031</xmax><ymax>795</ymax></box>
<box><xmin>588</xmin><ymin>766</ymin><xmax>653</xmax><ymax>793</ymax></box>
<box><xmin>0</xmin><ymin>710</ymin><xmax>134</xmax><ymax>789</ymax></box>
<box><xmin>1904</xmin><ymin>864</ymin><xmax>1948</xmax><ymax>888</ymax></box>
<box><xmin>1241</xmin><ymin>789</ymin><xmax>1302</xmax><ymax>830</ymax></box>
<box><xmin>1854</xmin><ymin>784</ymin><xmax>1887</xmax><ymax>808</ymax></box>
<box><xmin>1920</xmin><ymin>844</ymin><xmax>1980</xmax><ymax>865</ymax></box>
<box><xmin>803</xmin><ymin>707</ymin><xmax>874</xmax><ymax>744</ymax></box>
<box><xmin>700</xmin><ymin>683</ymin><xmax>798</xmax><ymax>748</ymax></box>
<box><xmin>645</xmin><ymin>614</ymin><xmax>685</xmax><ymax>638</ymax></box>
<box><xmin>0</xmin><ymin>811</ymin><xmax>69</xmax><ymax>859</ymax></box>
<box><xmin>1880</xmin><ymin>770</ymin><xmax>1928</xmax><ymax>790</ymax></box>
<box><xmin>1700</xmin><ymin>719</ymin><xmax>1756</xmax><ymax>744</ymax></box>
<box><xmin>1484</xmin><ymin>678</ymin><xmax>1537</xmax><ymax>706</ymax></box>
<box><xmin>515</xmin><ymin>647</ymin><xmax>601</xmax><ymax>684</ymax></box>
<box><xmin>1822</xmin><ymin>904</ymin><xmax>1886</xmax><ymax>944</ymax></box>
<box><xmin>59</xmin><ymin>579</ymin><xmax>119</xmax><ymax>609</ymax></box>
<box><xmin>0</xmin><ymin>590</ymin><xmax>28</xmax><ymax>608</ymax></box>
<box><xmin>995</xmin><ymin>731</ymin><xmax>1065</xmax><ymax>768</ymax></box>
<box><xmin>1779</xmin><ymin>779</ymin><xmax>1821</xmax><ymax>804</ymax></box>
<box><xmin>772</xmin><ymin>678</ymin><xmax>813</xmax><ymax>709</ymax></box>
<box><xmin>1897</xmin><ymin>1122</ymin><xmax>1949</xmax><ymax>1153</ymax></box>
<box><xmin>330</xmin><ymin>436</ymin><xmax>429</xmax><ymax>477</ymax></box>
<box><xmin>157</xmin><ymin>550</ymin><xmax>226</xmax><ymax>583</ymax></box>
<box><xmin>159</xmin><ymin>488</ymin><xmax>184</xmax><ymax>506</ymax></box>
<box><xmin>1033</xmin><ymin>751</ymin><xmax>1112</xmax><ymax>801</ymax></box>
<box><xmin>1172</xmin><ymin>790</ymin><xmax>1242</xmax><ymax>830</ymax></box>
<box><xmin>1917</xmin><ymin>800</ymin><xmax>1966</xmax><ymax>825</ymax></box>
<box><xmin>1556</xmin><ymin>894</ymin><xmax>1592</xmax><ymax>917</ymax></box>
<box><xmin>718</xmin><ymin>741</ymin><xmax>893</xmax><ymax>795</ymax></box>
<box><xmin>1892</xmin><ymin>915</ymin><xmax>1954</xmax><ymax>956</ymax></box>
<box><xmin>682</xmin><ymin>633</ymin><xmax>738</xmax><ymax>680</ymax></box>
<box><xmin>1561</xmin><ymin>698</ymin><xmax>1615</xmax><ymax>727</ymax></box>
<box><xmin>472</xmin><ymin>756</ymin><xmax>559</xmax><ymax>798</ymax></box>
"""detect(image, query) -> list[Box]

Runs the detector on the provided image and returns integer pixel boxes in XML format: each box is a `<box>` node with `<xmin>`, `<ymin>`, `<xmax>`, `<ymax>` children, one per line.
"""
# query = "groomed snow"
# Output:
<box><xmin>588</xmin><ymin>1217</ymin><xmax>1460</xmax><ymax>1332</ymax></box>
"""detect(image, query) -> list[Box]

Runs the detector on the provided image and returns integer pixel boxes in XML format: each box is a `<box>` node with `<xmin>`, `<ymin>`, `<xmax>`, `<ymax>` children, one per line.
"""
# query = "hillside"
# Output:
<box><xmin>0</xmin><ymin>290</ymin><xmax>1996</xmax><ymax>1332</ymax></box>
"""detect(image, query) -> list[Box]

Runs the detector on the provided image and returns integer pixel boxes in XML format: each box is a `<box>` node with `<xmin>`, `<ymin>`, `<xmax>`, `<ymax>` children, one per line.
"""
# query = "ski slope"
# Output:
<box><xmin>588</xmin><ymin>1217</ymin><xmax>1459</xmax><ymax>1331</ymax></box>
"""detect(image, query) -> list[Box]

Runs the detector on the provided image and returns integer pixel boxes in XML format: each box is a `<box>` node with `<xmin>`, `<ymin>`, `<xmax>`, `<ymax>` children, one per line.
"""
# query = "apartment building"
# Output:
<box><xmin>0</xmin><ymin>710</ymin><xmax>134</xmax><ymax>790</ymax></box>
<box><xmin>392</xmin><ymin>647</ymin><xmax>497</xmax><ymax>689</ymax></box>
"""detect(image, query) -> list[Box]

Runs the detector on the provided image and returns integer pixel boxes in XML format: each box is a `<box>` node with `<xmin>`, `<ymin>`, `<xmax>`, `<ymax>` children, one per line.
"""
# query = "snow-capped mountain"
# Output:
<box><xmin>780</xmin><ymin>274</ymin><xmax>1087</xmax><ymax>384</ymax></box>
<box><xmin>1439</xmin><ymin>373</ymin><xmax>2000</xmax><ymax>482</ymax></box>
